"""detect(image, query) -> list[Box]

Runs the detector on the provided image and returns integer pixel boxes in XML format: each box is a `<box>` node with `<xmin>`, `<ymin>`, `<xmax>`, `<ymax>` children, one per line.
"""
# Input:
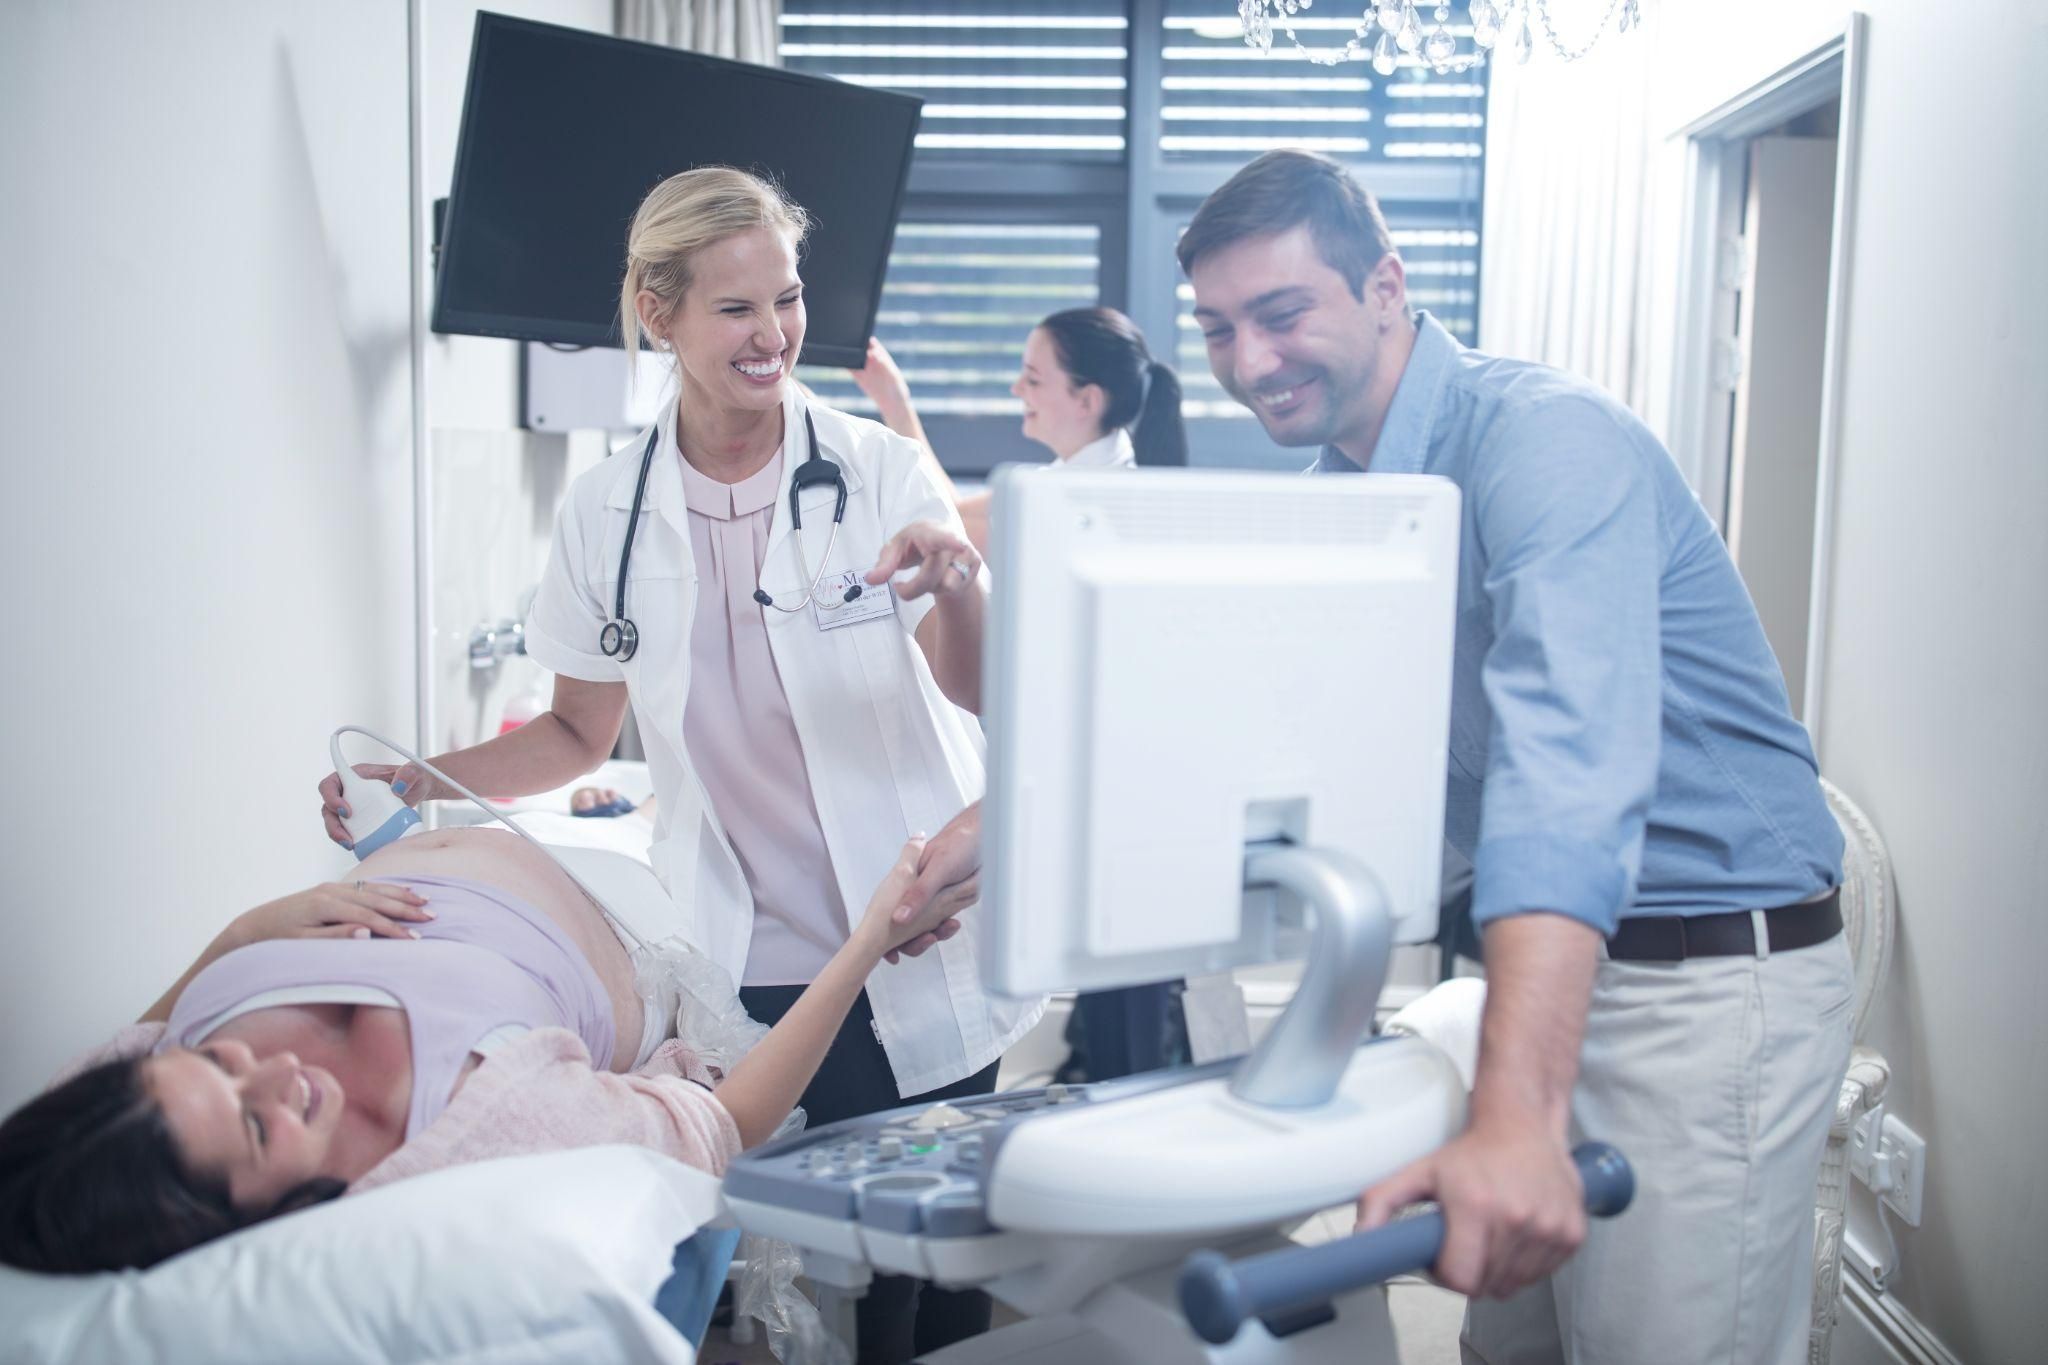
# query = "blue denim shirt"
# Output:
<box><xmin>1312</xmin><ymin>314</ymin><xmax>1842</xmax><ymax>935</ymax></box>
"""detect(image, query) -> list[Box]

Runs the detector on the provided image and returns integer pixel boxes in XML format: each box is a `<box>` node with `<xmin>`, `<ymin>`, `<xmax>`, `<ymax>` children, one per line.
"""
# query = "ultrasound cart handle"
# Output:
<box><xmin>1177</xmin><ymin>1142</ymin><xmax>1634</xmax><ymax>1347</ymax></box>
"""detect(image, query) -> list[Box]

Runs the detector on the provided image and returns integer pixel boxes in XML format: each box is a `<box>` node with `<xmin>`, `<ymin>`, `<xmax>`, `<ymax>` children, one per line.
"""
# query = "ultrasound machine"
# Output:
<box><xmin>723</xmin><ymin>468</ymin><xmax>1633</xmax><ymax>1363</ymax></box>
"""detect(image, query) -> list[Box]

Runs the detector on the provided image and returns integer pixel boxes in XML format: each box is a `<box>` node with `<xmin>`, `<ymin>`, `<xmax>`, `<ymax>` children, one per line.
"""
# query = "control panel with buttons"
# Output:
<box><xmin>724</xmin><ymin>1069</ymin><xmax>1225</xmax><ymax>1241</ymax></box>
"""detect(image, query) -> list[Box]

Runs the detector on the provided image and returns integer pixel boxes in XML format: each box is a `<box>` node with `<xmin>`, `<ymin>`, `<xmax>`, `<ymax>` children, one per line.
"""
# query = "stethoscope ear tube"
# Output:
<box><xmin>603</xmin><ymin>406</ymin><xmax>857</xmax><ymax>645</ymax></box>
<box><xmin>755</xmin><ymin>406</ymin><xmax>858</xmax><ymax>614</ymax></box>
<box><xmin>788</xmin><ymin>409</ymin><xmax>848</xmax><ymax>531</ymax></box>
<box><xmin>603</xmin><ymin>427</ymin><xmax>662</xmax><ymax>658</ymax></box>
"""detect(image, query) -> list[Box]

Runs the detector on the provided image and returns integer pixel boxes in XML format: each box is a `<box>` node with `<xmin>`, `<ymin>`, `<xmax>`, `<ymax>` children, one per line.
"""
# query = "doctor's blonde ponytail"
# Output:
<box><xmin>619</xmin><ymin>167</ymin><xmax>812</xmax><ymax>379</ymax></box>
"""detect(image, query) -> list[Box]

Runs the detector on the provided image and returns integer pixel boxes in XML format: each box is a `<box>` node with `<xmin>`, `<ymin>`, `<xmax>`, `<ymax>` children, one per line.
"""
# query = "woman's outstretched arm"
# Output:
<box><xmin>712</xmin><ymin>840</ymin><xmax>948</xmax><ymax>1148</ymax></box>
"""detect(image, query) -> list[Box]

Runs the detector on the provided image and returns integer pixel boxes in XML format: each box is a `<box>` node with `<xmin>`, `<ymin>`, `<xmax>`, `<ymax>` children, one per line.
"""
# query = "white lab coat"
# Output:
<box><xmin>525</xmin><ymin>389</ymin><xmax>1042</xmax><ymax>1095</ymax></box>
<box><xmin>1057</xmin><ymin>427</ymin><xmax>1136</xmax><ymax>471</ymax></box>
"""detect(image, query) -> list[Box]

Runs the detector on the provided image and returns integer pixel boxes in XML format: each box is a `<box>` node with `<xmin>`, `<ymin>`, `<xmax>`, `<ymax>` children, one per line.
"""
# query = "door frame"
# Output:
<box><xmin>1666</xmin><ymin>13</ymin><xmax>1865</xmax><ymax>757</ymax></box>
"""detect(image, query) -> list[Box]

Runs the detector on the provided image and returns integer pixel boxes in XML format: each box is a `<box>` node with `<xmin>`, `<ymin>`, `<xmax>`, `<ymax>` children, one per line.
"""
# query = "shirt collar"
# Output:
<box><xmin>1061</xmin><ymin>428</ymin><xmax>1136</xmax><ymax>471</ymax></box>
<box><xmin>675</xmin><ymin>442</ymin><xmax>783</xmax><ymax>520</ymax></box>
<box><xmin>607</xmin><ymin>385</ymin><xmax>853</xmax><ymax>517</ymax></box>
<box><xmin>1311</xmin><ymin>310</ymin><xmax>1456</xmax><ymax>476</ymax></box>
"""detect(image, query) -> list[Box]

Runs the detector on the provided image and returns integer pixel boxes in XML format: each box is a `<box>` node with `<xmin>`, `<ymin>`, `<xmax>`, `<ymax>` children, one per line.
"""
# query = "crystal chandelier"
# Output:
<box><xmin>1238</xmin><ymin>0</ymin><xmax>1641</xmax><ymax>75</ymax></box>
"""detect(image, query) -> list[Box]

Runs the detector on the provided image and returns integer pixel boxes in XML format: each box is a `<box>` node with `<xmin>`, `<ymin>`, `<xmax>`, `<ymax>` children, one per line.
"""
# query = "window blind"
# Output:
<box><xmin>781</xmin><ymin>3</ymin><xmax>1132</xmax><ymax>157</ymax></box>
<box><xmin>797</xmin><ymin>221</ymin><xmax>1103</xmax><ymax>419</ymax></box>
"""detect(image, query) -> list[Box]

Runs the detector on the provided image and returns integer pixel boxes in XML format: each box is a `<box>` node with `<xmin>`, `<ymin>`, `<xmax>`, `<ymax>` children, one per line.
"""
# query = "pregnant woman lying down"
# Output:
<box><xmin>0</xmin><ymin>826</ymin><xmax>955</xmax><ymax>1275</ymax></box>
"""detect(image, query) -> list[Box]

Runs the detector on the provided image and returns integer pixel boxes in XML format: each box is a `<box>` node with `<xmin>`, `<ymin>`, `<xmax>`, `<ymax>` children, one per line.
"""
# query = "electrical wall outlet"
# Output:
<box><xmin>1878</xmin><ymin>1114</ymin><xmax>1926</xmax><ymax>1227</ymax></box>
<box><xmin>1849</xmin><ymin>1105</ymin><xmax>1927</xmax><ymax>1227</ymax></box>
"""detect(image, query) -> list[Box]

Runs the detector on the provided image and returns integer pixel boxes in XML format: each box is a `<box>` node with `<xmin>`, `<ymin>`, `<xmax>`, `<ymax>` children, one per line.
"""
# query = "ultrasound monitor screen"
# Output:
<box><xmin>432</xmin><ymin>13</ymin><xmax>921</xmax><ymax>365</ymax></box>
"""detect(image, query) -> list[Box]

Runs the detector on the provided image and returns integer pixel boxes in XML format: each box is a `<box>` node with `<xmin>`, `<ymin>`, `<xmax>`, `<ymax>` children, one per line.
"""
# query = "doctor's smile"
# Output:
<box><xmin>731</xmin><ymin>354</ymin><xmax>784</xmax><ymax>382</ymax></box>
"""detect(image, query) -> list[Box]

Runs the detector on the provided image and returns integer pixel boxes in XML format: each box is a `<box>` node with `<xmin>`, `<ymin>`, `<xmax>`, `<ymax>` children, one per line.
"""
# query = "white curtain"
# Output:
<box><xmin>617</xmin><ymin>0</ymin><xmax>782</xmax><ymax>65</ymax></box>
<box><xmin>1477</xmin><ymin>10</ymin><xmax>1658</xmax><ymax>412</ymax></box>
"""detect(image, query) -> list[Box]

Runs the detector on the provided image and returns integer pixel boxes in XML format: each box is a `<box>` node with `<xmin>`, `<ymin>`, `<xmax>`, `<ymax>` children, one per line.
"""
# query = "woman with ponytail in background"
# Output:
<box><xmin>851</xmin><ymin>306</ymin><xmax>1187</xmax><ymax>555</ymax></box>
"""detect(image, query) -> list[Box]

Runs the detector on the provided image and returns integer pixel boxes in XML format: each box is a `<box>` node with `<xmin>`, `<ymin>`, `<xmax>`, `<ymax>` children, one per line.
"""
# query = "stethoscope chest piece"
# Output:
<box><xmin>600</xmin><ymin>617</ymin><xmax>639</xmax><ymax>661</ymax></box>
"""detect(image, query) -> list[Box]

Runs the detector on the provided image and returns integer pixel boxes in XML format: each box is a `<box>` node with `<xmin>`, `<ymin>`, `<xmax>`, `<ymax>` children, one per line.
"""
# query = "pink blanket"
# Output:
<box><xmin>71</xmin><ymin>1024</ymin><xmax>743</xmax><ymax>1191</ymax></box>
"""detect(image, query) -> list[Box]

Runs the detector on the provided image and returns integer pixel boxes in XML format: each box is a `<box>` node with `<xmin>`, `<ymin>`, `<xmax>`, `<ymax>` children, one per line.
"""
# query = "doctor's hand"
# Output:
<box><xmin>867</xmin><ymin>520</ymin><xmax>981</xmax><ymax>603</ymax></box>
<box><xmin>855</xmin><ymin>838</ymin><xmax>945</xmax><ymax>957</ymax></box>
<box><xmin>1354</xmin><ymin>1117</ymin><xmax>1586</xmax><ymax>1300</ymax></box>
<box><xmin>318</xmin><ymin>762</ymin><xmax>433</xmax><ymax>848</ymax></box>
<box><xmin>884</xmin><ymin>801</ymin><xmax>981</xmax><ymax>964</ymax></box>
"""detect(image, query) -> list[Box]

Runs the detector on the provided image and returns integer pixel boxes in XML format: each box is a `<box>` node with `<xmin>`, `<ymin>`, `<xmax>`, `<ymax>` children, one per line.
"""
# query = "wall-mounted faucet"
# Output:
<box><xmin>468</xmin><ymin>618</ymin><xmax>525</xmax><ymax>671</ymax></box>
<box><xmin>467</xmin><ymin>587</ymin><xmax>541</xmax><ymax>675</ymax></box>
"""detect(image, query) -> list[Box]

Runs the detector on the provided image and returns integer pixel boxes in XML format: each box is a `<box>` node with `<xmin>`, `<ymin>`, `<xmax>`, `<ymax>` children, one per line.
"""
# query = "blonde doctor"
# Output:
<box><xmin>319</xmin><ymin>167</ymin><xmax>1039</xmax><ymax>1362</ymax></box>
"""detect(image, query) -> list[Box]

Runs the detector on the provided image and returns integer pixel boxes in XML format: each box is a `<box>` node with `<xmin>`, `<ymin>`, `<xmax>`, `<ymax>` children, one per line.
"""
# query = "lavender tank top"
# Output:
<box><xmin>161</xmin><ymin>875</ymin><xmax>616</xmax><ymax>1138</ymax></box>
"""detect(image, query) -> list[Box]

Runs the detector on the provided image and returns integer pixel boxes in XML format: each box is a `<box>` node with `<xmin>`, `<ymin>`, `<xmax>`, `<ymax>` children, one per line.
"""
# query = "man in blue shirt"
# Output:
<box><xmin>1180</xmin><ymin>150</ymin><xmax>1853</xmax><ymax>1362</ymax></box>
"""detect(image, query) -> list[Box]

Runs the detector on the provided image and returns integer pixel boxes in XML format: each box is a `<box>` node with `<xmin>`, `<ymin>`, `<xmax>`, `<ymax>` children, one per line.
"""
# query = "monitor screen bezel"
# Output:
<box><xmin>430</xmin><ymin>12</ymin><xmax>922</xmax><ymax>368</ymax></box>
<box><xmin>979</xmin><ymin>466</ymin><xmax>1461</xmax><ymax>998</ymax></box>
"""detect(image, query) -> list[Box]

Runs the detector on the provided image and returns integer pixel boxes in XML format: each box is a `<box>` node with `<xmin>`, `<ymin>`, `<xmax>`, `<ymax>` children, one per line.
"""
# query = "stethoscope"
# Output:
<box><xmin>599</xmin><ymin>405</ymin><xmax>862</xmax><ymax>662</ymax></box>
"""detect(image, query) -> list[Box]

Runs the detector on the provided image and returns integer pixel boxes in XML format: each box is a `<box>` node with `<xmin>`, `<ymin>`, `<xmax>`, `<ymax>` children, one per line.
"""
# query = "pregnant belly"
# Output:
<box><xmin>354</xmin><ymin>828</ymin><xmax>644</xmax><ymax>1067</ymax></box>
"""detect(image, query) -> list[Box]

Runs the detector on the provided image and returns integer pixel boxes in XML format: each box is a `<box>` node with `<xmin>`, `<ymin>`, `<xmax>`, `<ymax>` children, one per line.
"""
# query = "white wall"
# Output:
<box><xmin>418</xmin><ymin>0</ymin><xmax>615</xmax><ymax>755</ymax></box>
<box><xmin>1630</xmin><ymin>5</ymin><xmax>2048</xmax><ymax>1357</ymax></box>
<box><xmin>0</xmin><ymin>1</ymin><xmax>417</xmax><ymax>1107</ymax></box>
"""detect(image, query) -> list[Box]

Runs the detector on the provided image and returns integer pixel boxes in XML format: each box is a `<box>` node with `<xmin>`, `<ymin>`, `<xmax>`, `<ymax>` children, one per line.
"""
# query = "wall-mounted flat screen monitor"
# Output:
<box><xmin>432</xmin><ymin>13</ymin><xmax>922</xmax><ymax>366</ymax></box>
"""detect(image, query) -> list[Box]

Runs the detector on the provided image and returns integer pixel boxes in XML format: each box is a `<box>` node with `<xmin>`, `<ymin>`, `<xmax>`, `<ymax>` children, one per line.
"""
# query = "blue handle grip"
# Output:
<box><xmin>1178</xmin><ymin>1141</ymin><xmax>1634</xmax><ymax>1347</ymax></box>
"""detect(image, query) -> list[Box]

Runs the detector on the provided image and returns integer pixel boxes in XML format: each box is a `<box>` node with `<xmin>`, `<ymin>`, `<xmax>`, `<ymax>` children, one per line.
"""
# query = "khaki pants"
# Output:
<box><xmin>1463</xmin><ymin>933</ymin><xmax>1854</xmax><ymax>1365</ymax></box>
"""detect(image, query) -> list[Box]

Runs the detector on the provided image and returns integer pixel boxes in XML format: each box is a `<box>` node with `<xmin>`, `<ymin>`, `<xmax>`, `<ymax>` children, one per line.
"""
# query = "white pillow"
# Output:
<box><xmin>0</xmin><ymin>1145</ymin><xmax>721</xmax><ymax>1365</ymax></box>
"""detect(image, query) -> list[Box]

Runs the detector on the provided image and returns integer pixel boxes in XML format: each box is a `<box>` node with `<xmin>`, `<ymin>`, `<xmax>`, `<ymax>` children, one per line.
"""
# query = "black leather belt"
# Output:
<box><xmin>1606</xmin><ymin>889</ymin><xmax>1842</xmax><ymax>962</ymax></box>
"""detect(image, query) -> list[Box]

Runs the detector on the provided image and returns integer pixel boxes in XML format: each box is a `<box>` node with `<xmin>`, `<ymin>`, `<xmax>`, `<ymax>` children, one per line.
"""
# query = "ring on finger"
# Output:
<box><xmin>354</xmin><ymin>880</ymin><xmax>364</xmax><ymax>892</ymax></box>
<box><xmin>947</xmin><ymin>559</ymin><xmax>972</xmax><ymax>579</ymax></box>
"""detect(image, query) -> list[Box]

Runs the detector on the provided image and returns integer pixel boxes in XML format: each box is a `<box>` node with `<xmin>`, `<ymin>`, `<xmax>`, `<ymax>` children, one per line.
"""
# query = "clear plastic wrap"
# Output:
<box><xmin>631</xmin><ymin>936</ymin><xmax>848</xmax><ymax>1364</ymax></box>
<box><xmin>733</xmin><ymin>1222</ymin><xmax>851</xmax><ymax>1365</ymax></box>
<box><xmin>631</xmin><ymin>933</ymin><xmax>770</xmax><ymax>1075</ymax></box>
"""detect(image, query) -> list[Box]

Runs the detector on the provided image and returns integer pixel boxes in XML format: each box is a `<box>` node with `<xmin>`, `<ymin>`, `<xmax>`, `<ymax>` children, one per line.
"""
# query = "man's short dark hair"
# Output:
<box><xmin>1176</xmin><ymin>149</ymin><xmax>1396</xmax><ymax>298</ymax></box>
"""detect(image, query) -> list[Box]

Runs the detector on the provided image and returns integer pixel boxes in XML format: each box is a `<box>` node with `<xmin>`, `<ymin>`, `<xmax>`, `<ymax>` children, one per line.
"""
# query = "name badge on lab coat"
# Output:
<box><xmin>815</xmin><ymin>572</ymin><xmax>897</xmax><ymax>630</ymax></box>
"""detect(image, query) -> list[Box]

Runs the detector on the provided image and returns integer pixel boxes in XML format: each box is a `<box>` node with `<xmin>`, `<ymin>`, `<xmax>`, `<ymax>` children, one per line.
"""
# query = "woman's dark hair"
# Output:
<box><xmin>0</xmin><ymin>1055</ymin><xmax>346</xmax><ymax>1275</ymax></box>
<box><xmin>1037</xmin><ymin>307</ymin><xmax>1188</xmax><ymax>467</ymax></box>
